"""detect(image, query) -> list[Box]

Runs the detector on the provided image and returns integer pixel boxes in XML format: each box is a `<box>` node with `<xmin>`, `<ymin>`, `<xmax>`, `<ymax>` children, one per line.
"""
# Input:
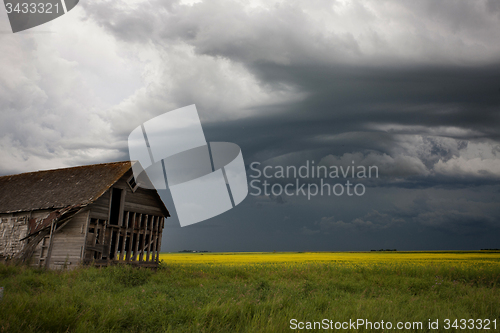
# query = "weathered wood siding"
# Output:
<box><xmin>45</xmin><ymin>210</ymin><xmax>88</xmax><ymax>269</ymax></box>
<box><xmin>84</xmin><ymin>170</ymin><xmax>166</xmax><ymax>266</ymax></box>
<box><xmin>0</xmin><ymin>168</ymin><xmax>167</xmax><ymax>269</ymax></box>
<box><xmin>88</xmin><ymin>170</ymin><xmax>166</xmax><ymax>228</ymax></box>
<box><xmin>89</xmin><ymin>191</ymin><xmax>110</xmax><ymax>220</ymax></box>
<box><xmin>1</xmin><ymin>209</ymin><xmax>53</xmax><ymax>264</ymax></box>
<box><xmin>0</xmin><ymin>215</ymin><xmax>28</xmax><ymax>258</ymax></box>
<box><xmin>25</xmin><ymin>209</ymin><xmax>69</xmax><ymax>267</ymax></box>
<box><xmin>118</xmin><ymin>170</ymin><xmax>166</xmax><ymax>216</ymax></box>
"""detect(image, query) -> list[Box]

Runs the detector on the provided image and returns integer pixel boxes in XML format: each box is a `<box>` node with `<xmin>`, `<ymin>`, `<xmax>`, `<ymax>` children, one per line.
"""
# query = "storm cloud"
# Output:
<box><xmin>1</xmin><ymin>0</ymin><xmax>499</xmax><ymax>250</ymax></box>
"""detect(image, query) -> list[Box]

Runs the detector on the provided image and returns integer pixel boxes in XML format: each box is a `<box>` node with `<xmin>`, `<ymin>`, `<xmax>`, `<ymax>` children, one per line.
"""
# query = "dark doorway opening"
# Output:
<box><xmin>109</xmin><ymin>188</ymin><xmax>123</xmax><ymax>225</ymax></box>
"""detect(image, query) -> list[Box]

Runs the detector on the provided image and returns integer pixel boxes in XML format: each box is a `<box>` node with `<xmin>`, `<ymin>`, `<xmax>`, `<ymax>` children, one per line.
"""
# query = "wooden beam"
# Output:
<box><xmin>142</xmin><ymin>214</ymin><xmax>148</xmax><ymax>261</ymax></box>
<box><xmin>126</xmin><ymin>212</ymin><xmax>135</xmax><ymax>262</ymax></box>
<box><xmin>138</xmin><ymin>216</ymin><xmax>157</xmax><ymax>260</ymax></box>
<box><xmin>44</xmin><ymin>220</ymin><xmax>56</xmax><ymax>269</ymax></box>
<box><xmin>118</xmin><ymin>189</ymin><xmax>126</xmax><ymax>227</ymax></box>
<box><xmin>100</xmin><ymin>219</ymin><xmax>106</xmax><ymax>261</ymax></box>
<box><xmin>156</xmin><ymin>218</ymin><xmax>164</xmax><ymax>263</ymax></box>
<box><xmin>152</xmin><ymin>216</ymin><xmax>157</xmax><ymax>260</ymax></box>
<box><xmin>118</xmin><ymin>211</ymin><xmax>129</xmax><ymax>261</ymax></box>
<box><xmin>138</xmin><ymin>215</ymin><xmax>144</xmax><ymax>262</ymax></box>
<box><xmin>81</xmin><ymin>210</ymin><xmax>91</xmax><ymax>262</ymax></box>
<box><xmin>112</xmin><ymin>229</ymin><xmax>120</xmax><ymax>262</ymax></box>
<box><xmin>109</xmin><ymin>230</ymin><xmax>116</xmax><ymax>261</ymax></box>
<box><xmin>151</xmin><ymin>216</ymin><xmax>158</xmax><ymax>263</ymax></box>
<box><xmin>146</xmin><ymin>216</ymin><xmax>152</xmax><ymax>262</ymax></box>
<box><xmin>133</xmin><ymin>214</ymin><xmax>142</xmax><ymax>261</ymax></box>
<box><xmin>104</xmin><ymin>189</ymin><xmax>113</xmax><ymax>262</ymax></box>
<box><xmin>139</xmin><ymin>215</ymin><xmax>148</xmax><ymax>262</ymax></box>
<box><xmin>94</xmin><ymin>220</ymin><xmax>102</xmax><ymax>260</ymax></box>
<box><xmin>110</xmin><ymin>190</ymin><xmax>126</xmax><ymax>262</ymax></box>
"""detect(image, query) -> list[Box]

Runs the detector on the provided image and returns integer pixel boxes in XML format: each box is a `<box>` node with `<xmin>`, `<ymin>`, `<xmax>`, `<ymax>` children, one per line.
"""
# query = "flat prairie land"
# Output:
<box><xmin>160</xmin><ymin>251</ymin><xmax>500</xmax><ymax>265</ymax></box>
<box><xmin>0</xmin><ymin>251</ymin><xmax>499</xmax><ymax>332</ymax></box>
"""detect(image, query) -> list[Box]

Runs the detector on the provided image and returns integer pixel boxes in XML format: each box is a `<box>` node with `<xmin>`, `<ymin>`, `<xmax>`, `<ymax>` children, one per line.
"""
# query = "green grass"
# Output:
<box><xmin>0</xmin><ymin>255</ymin><xmax>499</xmax><ymax>332</ymax></box>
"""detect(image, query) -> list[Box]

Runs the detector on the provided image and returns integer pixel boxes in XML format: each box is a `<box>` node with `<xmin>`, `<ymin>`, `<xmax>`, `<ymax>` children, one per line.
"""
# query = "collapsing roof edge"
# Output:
<box><xmin>0</xmin><ymin>161</ymin><xmax>132</xmax><ymax>214</ymax></box>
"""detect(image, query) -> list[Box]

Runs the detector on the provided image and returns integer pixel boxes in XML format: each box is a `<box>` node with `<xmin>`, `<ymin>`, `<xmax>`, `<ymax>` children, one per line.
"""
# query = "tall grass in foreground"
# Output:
<box><xmin>0</xmin><ymin>253</ymin><xmax>498</xmax><ymax>332</ymax></box>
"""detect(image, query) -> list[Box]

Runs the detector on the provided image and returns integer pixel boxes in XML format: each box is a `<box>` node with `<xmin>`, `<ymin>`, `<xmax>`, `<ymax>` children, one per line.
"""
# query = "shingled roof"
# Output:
<box><xmin>0</xmin><ymin>161</ymin><xmax>168</xmax><ymax>215</ymax></box>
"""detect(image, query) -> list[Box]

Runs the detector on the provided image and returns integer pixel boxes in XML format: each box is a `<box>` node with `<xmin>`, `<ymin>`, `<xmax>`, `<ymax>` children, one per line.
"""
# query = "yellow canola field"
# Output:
<box><xmin>159</xmin><ymin>251</ymin><xmax>500</xmax><ymax>267</ymax></box>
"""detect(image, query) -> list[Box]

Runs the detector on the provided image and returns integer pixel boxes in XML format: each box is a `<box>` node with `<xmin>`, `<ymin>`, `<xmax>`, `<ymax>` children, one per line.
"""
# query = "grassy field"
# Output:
<box><xmin>0</xmin><ymin>251</ymin><xmax>499</xmax><ymax>332</ymax></box>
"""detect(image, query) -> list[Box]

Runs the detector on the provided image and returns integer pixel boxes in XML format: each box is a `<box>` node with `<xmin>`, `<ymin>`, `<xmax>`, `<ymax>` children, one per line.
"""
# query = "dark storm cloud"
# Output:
<box><xmin>3</xmin><ymin>0</ymin><xmax>499</xmax><ymax>250</ymax></box>
<box><xmin>83</xmin><ymin>0</ymin><xmax>500</xmax><ymax>62</ymax></box>
<box><xmin>81</xmin><ymin>0</ymin><xmax>500</xmax><ymax>189</ymax></box>
<box><xmin>299</xmin><ymin>189</ymin><xmax>500</xmax><ymax>238</ymax></box>
<box><xmin>81</xmin><ymin>0</ymin><xmax>500</xmax><ymax>159</ymax></box>
<box><xmin>80</xmin><ymin>4</ymin><xmax>500</xmax><ymax>163</ymax></box>
<box><xmin>75</xmin><ymin>0</ymin><xmax>500</xmax><ymax>248</ymax></box>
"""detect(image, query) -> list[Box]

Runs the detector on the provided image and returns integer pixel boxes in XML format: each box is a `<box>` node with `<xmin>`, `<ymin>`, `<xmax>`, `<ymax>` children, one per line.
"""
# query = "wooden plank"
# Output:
<box><xmin>29</xmin><ymin>210</ymin><xmax>54</xmax><ymax>219</ymax></box>
<box><xmin>85</xmin><ymin>244</ymin><xmax>109</xmax><ymax>255</ymax></box>
<box><xmin>123</xmin><ymin>202</ymin><xmax>164</xmax><ymax>216</ymax></box>
<box><xmin>37</xmin><ymin>236</ymin><xmax>48</xmax><ymax>267</ymax></box>
<box><xmin>89</xmin><ymin>205</ymin><xmax>109</xmax><ymax>213</ymax></box>
<box><xmin>133</xmin><ymin>214</ymin><xmax>142</xmax><ymax>261</ymax></box>
<box><xmin>44</xmin><ymin>220</ymin><xmax>56</xmax><ymax>269</ymax></box>
<box><xmin>89</xmin><ymin>211</ymin><xmax>109</xmax><ymax>220</ymax></box>
<box><xmin>58</xmin><ymin>225</ymin><xmax>86</xmax><ymax>232</ymax></box>
<box><xmin>139</xmin><ymin>215</ymin><xmax>147</xmax><ymax>262</ymax></box>
<box><xmin>125</xmin><ymin>192</ymin><xmax>160</xmax><ymax>206</ymax></box>
<box><xmin>114</xmin><ymin>214</ymin><xmax>125</xmax><ymax>261</ymax></box>
<box><xmin>156</xmin><ymin>218</ymin><xmax>164</xmax><ymax>262</ymax></box>
<box><xmin>146</xmin><ymin>216</ymin><xmax>151</xmax><ymax>262</ymax></box>
<box><xmin>118</xmin><ymin>190</ymin><xmax>126</xmax><ymax>227</ymax></box>
<box><xmin>105</xmin><ymin>189</ymin><xmax>114</xmax><ymax>264</ymax></box>
<box><xmin>50</xmin><ymin>249</ymin><xmax>84</xmax><ymax>255</ymax></box>
<box><xmin>84</xmin><ymin>221</ymin><xmax>94</xmax><ymax>261</ymax></box>
<box><xmin>119</xmin><ymin>212</ymin><xmax>129</xmax><ymax>261</ymax></box>
<box><xmin>126</xmin><ymin>213</ymin><xmax>135</xmax><ymax>262</ymax></box>
<box><xmin>94</xmin><ymin>222</ymin><xmax>99</xmax><ymax>246</ymax></box>
<box><xmin>155</xmin><ymin>215</ymin><xmax>160</xmax><ymax>259</ymax></box>
<box><xmin>151</xmin><ymin>216</ymin><xmax>158</xmax><ymax>263</ymax></box>
<box><xmin>102</xmin><ymin>219</ymin><xmax>107</xmax><ymax>261</ymax></box>
<box><xmin>144</xmin><ymin>215</ymin><xmax>154</xmax><ymax>261</ymax></box>
<box><xmin>108</xmin><ymin>230</ymin><xmax>115</xmax><ymax>260</ymax></box>
<box><xmin>95</xmin><ymin>221</ymin><xmax>101</xmax><ymax>259</ymax></box>
<box><xmin>92</xmin><ymin>191</ymin><xmax>110</xmax><ymax>208</ymax></box>
<box><xmin>51</xmin><ymin>238</ymin><xmax>86</xmax><ymax>244</ymax></box>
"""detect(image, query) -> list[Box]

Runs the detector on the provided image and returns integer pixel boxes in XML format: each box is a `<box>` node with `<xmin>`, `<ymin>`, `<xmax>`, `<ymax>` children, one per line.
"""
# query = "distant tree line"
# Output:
<box><xmin>178</xmin><ymin>250</ymin><xmax>211</xmax><ymax>253</ymax></box>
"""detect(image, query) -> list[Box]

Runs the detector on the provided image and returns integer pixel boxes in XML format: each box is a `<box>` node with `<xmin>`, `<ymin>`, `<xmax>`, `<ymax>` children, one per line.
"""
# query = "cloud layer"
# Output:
<box><xmin>1</xmin><ymin>0</ymin><xmax>499</xmax><ymax>250</ymax></box>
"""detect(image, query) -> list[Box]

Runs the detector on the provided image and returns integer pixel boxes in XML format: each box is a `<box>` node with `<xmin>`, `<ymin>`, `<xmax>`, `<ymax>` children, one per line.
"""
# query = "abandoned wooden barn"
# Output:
<box><xmin>0</xmin><ymin>161</ymin><xmax>169</xmax><ymax>269</ymax></box>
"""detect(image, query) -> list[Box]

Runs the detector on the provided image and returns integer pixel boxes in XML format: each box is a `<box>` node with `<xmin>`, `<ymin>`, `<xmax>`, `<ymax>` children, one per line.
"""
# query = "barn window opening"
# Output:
<box><xmin>109</xmin><ymin>188</ymin><xmax>123</xmax><ymax>225</ymax></box>
<box><xmin>127</xmin><ymin>175</ymin><xmax>139</xmax><ymax>192</ymax></box>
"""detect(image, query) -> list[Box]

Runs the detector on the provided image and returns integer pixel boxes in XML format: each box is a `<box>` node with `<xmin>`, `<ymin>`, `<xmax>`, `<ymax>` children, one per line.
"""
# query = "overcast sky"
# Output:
<box><xmin>1</xmin><ymin>0</ymin><xmax>499</xmax><ymax>251</ymax></box>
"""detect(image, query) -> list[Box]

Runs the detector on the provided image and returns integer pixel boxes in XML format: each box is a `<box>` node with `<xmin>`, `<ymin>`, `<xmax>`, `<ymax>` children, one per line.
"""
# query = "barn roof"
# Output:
<box><xmin>0</xmin><ymin>161</ymin><xmax>169</xmax><ymax>216</ymax></box>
